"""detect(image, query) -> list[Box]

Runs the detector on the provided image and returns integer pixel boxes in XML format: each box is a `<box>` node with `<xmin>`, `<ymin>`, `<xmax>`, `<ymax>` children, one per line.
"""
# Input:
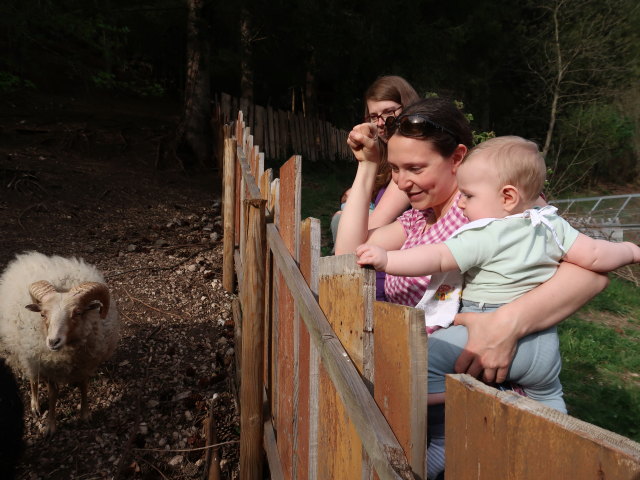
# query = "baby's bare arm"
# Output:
<box><xmin>357</xmin><ymin>242</ymin><xmax>459</xmax><ymax>276</ymax></box>
<box><xmin>564</xmin><ymin>233</ymin><xmax>640</xmax><ymax>272</ymax></box>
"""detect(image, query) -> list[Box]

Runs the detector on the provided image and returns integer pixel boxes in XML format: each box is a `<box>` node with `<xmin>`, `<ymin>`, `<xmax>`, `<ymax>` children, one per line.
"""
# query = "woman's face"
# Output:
<box><xmin>366</xmin><ymin>99</ymin><xmax>402</xmax><ymax>142</ymax></box>
<box><xmin>387</xmin><ymin>135</ymin><xmax>461</xmax><ymax>211</ymax></box>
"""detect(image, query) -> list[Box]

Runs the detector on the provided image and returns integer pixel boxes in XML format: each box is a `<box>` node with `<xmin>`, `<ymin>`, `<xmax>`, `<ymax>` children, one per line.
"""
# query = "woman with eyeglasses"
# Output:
<box><xmin>360</xmin><ymin>75</ymin><xmax>418</xmax><ymax>230</ymax></box>
<box><xmin>333</xmin><ymin>75</ymin><xmax>419</xmax><ymax>300</ymax></box>
<box><xmin>336</xmin><ymin>97</ymin><xmax>608</xmax><ymax>478</ymax></box>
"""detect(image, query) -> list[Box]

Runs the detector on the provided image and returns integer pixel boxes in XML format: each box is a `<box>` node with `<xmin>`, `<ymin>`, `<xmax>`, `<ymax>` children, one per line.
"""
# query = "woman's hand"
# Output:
<box><xmin>453</xmin><ymin>262</ymin><xmax>608</xmax><ymax>383</ymax></box>
<box><xmin>347</xmin><ymin>123</ymin><xmax>381</xmax><ymax>164</ymax></box>
<box><xmin>452</xmin><ymin>309</ymin><xmax>518</xmax><ymax>384</ymax></box>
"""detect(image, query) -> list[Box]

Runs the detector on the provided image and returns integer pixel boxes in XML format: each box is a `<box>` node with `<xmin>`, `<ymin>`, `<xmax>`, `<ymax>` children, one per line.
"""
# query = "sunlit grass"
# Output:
<box><xmin>299</xmin><ymin>160</ymin><xmax>357</xmax><ymax>256</ymax></box>
<box><xmin>559</xmin><ymin>276</ymin><xmax>640</xmax><ymax>441</ymax></box>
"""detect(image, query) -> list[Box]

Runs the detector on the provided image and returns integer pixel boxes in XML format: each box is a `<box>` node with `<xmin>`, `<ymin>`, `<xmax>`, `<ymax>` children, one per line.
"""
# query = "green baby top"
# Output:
<box><xmin>444</xmin><ymin>206</ymin><xmax>580</xmax><ymax>304</ymax></box>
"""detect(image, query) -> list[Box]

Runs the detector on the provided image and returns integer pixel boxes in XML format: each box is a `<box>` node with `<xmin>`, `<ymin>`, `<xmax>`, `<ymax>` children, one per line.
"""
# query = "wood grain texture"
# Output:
<box><xmin>446</xmin><ymin>374</ymin><xmax>640</xmax><ymax>479</ymax></box>
<box><xmin>222</xmin><ymin>137</ymin><xmax>237</xmax><ymax>293</ymax></box>
<box><xmin>373</xmin><ymin>301</ymin><xmax>427</xmax><ymax>480</ymax></box>
<box><xmin>297</xmin><ymin>218</ymin><xmax>321</xmax><ymax>480</ymax></box>
<box><xmin>274</xmin><ymin>155</ymin><xmax>301</xmax><ymax>480</ymax></box>
<box><xmin>316</xmin><ymin>255</ymin><xmax>384</xmax><ymax>480</ymax></box>
<box><xmin>239</xmin><ymin>199</ymin><xmax>266</xmax><ymax>480</ymax></box>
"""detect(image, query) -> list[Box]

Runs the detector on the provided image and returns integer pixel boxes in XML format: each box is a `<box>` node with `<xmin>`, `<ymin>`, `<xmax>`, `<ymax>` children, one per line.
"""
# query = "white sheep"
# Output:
<box><xmin>0</xmin><ymin>252</ymin><xmax>120</xmax><ymax>435</ymax></box>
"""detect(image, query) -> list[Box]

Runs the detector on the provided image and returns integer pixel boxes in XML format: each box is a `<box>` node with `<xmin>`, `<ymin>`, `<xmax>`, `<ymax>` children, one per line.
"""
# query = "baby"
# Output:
<box><xmin>356</xmin><ymin>135</ymin><xmax>640</xmax><ymax>479</ymax></box>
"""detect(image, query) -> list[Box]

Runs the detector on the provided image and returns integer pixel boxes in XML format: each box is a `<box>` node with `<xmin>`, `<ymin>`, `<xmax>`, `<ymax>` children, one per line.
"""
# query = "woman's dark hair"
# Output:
<box><xmin>394</xmin><ymin>98</ymin><xmax>473</xmax><ymax>157</ymax></box>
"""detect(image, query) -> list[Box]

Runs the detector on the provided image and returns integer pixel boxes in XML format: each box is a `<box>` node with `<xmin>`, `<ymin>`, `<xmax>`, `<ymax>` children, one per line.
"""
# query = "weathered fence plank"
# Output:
<box><xmin>316</xmin><ymin>255</ymin><xmax>376</xmax><ymax>479</ymax></box>
<box><xmin>297</xmin><ymin>217</ymin><xmax>321</xmax><ymax>480</ymax></box>
<box><xmin>373</xmin><ymin>301</ymin><xmax>428</xmax><ymax>480</ymax></box>
<box><xmin>274</xmin><ymin>155</ymin><xmax>302</xmax><ymax>479</ymax></box>
<box><xmin>223</xmin><ymin>137</ymin><xmax>237</xmax><ymax>293</ymax></box>
<box><xmin>446</xmin><ymin>374</ymin><xmax>640</xmax><ymax>479</ymax></box>
<box><xmin>239</xmin><ymin>198</ymin><xmax>266</xmax><ymax>480</ymax></box>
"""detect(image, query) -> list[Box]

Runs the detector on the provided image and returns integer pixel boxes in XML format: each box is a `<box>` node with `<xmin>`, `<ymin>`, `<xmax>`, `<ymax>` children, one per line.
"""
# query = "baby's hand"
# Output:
<box><xmin>356</xmin><ymin>243</ymin><xmax>388</xmax><ymax>271</ymax></box>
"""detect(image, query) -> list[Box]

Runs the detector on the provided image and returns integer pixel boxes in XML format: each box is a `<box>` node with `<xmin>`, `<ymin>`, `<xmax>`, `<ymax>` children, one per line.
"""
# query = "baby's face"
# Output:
<box><xmin>456</xmin><ymin>157</ymin><xmax>507</xmax><ymax>221</ymax></box>
<box><xmin>341</xmin><ymin>188</ymin><xmax>351</xmax><ymax>204</ymax></box>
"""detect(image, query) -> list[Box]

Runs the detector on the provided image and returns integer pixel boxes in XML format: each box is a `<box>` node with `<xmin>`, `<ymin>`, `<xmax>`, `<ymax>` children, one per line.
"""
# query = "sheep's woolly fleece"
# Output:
<box><xmin>0</xmin><ymin>94</ymin><xmax>240</xmax><ymax>480</ymax></box>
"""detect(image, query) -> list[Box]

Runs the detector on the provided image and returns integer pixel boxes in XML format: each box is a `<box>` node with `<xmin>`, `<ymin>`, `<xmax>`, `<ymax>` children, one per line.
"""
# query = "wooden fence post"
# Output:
<box><xmin>223</xmin><ymin>137</ymin><xmax>237</xmax><ymax>292</ymax></box>
<box><xmin>239</xmin><ymin>197</ymin><xmax>267</xmax><ymax>480</ymax></box>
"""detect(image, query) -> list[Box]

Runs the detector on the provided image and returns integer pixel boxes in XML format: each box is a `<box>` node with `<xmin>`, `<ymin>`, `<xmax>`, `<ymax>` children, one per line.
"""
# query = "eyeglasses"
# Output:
<box><xmin>385</xmin><ymin>114</ymin><xmax>459</xmax><ymax>143</ymax></box>
<box><xmin>366</xmin><ymin>105</ymin><xmax>402</xmax><ymax>124</ymax></box>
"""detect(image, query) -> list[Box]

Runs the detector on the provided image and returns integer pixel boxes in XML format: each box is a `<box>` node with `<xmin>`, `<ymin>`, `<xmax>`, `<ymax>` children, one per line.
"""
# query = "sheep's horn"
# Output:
<box><xmin>70</xmin><ymin>282</ymin><xmax>110</xmax><ymax>319</ymax></box>
<box><xmin>29</xmin><ymin>281</ymin><xmax>57</xmax><ymax>302</ymax></box>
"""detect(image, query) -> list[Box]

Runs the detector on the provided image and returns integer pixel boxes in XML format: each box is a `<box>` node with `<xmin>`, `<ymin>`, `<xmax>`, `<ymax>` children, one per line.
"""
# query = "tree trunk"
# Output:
<box><xmin>304</xmin><ymin>48</ymin><xmax>317</xmax><ymax>117</ymax></box>
<box><xmin>240</xmin><ymin>7</ymin><xmax>254</xmax><ymax>101</ymax></box>
<box><xmin>176</xmin><ymin>0</ymin><xmax>211</xmax><ymax>169</ymax></box>
<box><xmin>542</xmin><ymin>0</ymin><xmax>563</xmax><ymax>157</ymax></box>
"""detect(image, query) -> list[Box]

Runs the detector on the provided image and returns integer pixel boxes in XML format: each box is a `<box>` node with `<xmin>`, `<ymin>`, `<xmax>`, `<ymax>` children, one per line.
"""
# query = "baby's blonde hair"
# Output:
<box><xmin>463</xmin><ymin>136</ymin><xmax>546</xmax><ymax>202</ymax></box>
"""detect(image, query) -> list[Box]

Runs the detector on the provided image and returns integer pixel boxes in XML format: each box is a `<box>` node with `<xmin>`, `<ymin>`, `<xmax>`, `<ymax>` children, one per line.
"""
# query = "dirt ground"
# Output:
<box><xmin>0</xmin><ymin>92</ymin><xmax>241</xmax><ymax>479</ymax></box>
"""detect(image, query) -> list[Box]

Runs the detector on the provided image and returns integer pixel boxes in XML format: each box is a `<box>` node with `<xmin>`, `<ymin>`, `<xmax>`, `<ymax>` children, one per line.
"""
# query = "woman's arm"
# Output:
<box><xmin>368</xmin><ymin>181</ymin><xmax>410</xmax><ymax>230</ymax></box>
<box><xmin>336</xmin><ymin>124</ymin><xmax>407</xmax><ymax>254</ymax></box>
<box><xmin>453</xmin><ymin>262</ymin><xmax>609</xmax><ymax>383</ymax></box>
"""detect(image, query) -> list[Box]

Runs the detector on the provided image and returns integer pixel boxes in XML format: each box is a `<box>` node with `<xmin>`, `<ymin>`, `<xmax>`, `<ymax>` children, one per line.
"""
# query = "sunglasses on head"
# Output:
<box><xmin>385</xmin><ymin>114</ymin><xmax>459</xmax><ymax>143</ymax></box>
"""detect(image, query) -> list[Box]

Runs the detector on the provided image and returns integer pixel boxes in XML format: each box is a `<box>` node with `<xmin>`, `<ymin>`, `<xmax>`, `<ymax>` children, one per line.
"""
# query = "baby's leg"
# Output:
<box><xmin>505</xmin><ymin>326</ymin><xmax>566</xmax><ymax>413</ymax></box>
<box><xmin>428</xmin><ymin>325</ymin><xmax>468</xmax><ymax>395</ymax></box>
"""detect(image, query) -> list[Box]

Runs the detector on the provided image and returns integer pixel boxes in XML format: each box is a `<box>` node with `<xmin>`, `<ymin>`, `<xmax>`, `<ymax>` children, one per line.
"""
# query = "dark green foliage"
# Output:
<box><xmin>0</xmin><ymin>0</ymin><xmax>637</xmax><ymax>189</ymax></box>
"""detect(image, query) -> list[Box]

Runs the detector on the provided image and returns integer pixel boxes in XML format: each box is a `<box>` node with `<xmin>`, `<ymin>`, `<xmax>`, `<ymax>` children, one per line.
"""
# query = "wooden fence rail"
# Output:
<box><xmin>221</xmin><ymin>111</ymin><xmax>640</xmax><ymax>480</ymax></box>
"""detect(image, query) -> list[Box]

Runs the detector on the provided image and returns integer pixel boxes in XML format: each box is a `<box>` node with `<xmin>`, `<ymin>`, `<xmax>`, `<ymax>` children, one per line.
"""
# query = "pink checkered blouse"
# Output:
<box><xmin>384</xmin><ymin>196</ymin><xmax>467</xmax><ymax>306</ymax></box>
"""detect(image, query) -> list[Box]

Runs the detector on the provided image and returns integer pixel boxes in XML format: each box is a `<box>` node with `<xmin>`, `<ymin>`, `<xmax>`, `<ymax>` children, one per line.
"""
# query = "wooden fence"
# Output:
<box><xmin>221</xmin><ymin>111</ymin><xmax>640</xmax><ymax>480</ymax></box>
<box><xmin>214</xmin><ymin>93</ymin><xmax>353</xmax><ymax>164</ymax></box>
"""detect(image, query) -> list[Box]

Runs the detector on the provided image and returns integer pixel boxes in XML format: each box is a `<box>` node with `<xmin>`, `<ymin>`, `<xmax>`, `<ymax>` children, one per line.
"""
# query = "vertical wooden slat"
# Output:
<box><xmin>297</xmin><ymin>217</ymin><xmax>321</xmax><ymax>480</ymax></box>
<box><xmin>239</xmin><ymin>198</ymin><xmax>266</xmax><ymax>480</ymax></box>
<box><xmin>446</xmin><ymin>374</ymin><xmax>640</xmax><ymax>479</ymax></box>
<box><xmin>222</xmin><ymin>137</ymin><xmax>237</xmax><ymax>292</ymax></box>
<box><xmin>270</xmin><ymin>177</ymin><xmax>280</xmax><ymax>425</ymax></box>
<box><xmin>260</xmin><ymin>168</ymin><xmax>274</xmax><ymax>398</ymax></box>
<box><xmin>274</xmin><ymin>155</ymin><xmax>302</xmax><ymax>479</ymax></box>
<box><xmin>267</xmin><ymin>105</ymin><xmax>275</xmax><ymax>159</ymax></box>
<box><xmin>373</xmin><ymin>302</ymin><xmax>427</xmax><ymax>480</ymax></box>
<box><xmin>239</xmin><ymin>97</ymin><xmax>250</xmax><ymax>128</ymax></box>
<box><xmin>279</xmin><ymin>111</ymin><xmax>289</xmax><ymax>158</ymax></box>
<box><xmin>317</xmin><ymin>255</ymin><xmax>376</xmax><ymax>479</ymax></box>
<box><xmin>254</xmin><ymin>104</ymin><xmax>265</xmax><ymax>151</ymax></box>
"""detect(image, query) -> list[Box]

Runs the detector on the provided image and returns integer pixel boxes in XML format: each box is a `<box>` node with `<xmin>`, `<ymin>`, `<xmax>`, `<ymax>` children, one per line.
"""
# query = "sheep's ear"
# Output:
<box><xmin>25</xmin><ymin>304</ymin><xmax>41</xmax><ymax>312</ymax></box>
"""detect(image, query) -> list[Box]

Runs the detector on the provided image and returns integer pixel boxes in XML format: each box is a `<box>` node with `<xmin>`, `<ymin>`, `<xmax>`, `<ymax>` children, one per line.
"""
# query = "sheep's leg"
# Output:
<box><xmin>79</xmin><ymin>379</ymin><xmax>90</xmax><ymax>422</ymax></box>
<box><xmin>45</xmin><ymin>380</ymin><xmax>58</xmax><ymax>436</ymax></box>
<box><xmin>29</xmin><ymin>379</ymin><xmax>41</xmax><ymax>415</ymax></box>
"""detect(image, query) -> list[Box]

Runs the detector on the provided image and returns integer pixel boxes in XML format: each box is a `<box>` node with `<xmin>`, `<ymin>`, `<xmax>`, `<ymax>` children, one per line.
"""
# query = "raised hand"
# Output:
<box><xmin>347</xmin><ymin>122</ymin><xmax>381</xmax><ymax>164</ymax></box>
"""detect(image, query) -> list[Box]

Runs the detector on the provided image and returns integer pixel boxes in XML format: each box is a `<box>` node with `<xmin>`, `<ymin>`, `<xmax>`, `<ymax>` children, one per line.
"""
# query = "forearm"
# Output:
<box><xmin>334</xmin><ymin>161</ymin><xmax>378</xmax><ymax>254</ymax></box>
<box><xmin>500</xmin><ymin>262</ymin><xmax>608</xmax><ymax>337</ymax></box>
<box><xmin>367</xmin><ymin>181</ymin><xmax>410</xmax><ymax>230</ymax></box>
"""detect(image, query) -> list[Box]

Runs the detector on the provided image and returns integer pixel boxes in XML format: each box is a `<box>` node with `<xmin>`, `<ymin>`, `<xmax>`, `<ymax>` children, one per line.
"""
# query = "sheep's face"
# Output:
<box><xmin>25</xmin><ymin>293</ymin><xmax>100</xmax><ymax>351</ymax></box>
